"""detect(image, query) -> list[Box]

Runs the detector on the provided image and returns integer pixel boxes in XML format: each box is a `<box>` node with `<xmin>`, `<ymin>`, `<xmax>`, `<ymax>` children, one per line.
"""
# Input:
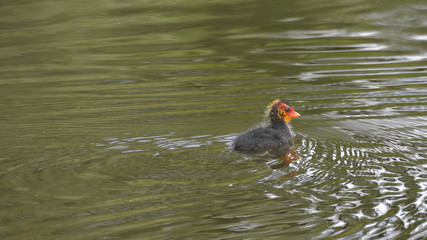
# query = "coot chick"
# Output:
<box><xmin>233</xmin><ymin>99</ymin><xmax>300</xmax><ymax>153</ymax></box>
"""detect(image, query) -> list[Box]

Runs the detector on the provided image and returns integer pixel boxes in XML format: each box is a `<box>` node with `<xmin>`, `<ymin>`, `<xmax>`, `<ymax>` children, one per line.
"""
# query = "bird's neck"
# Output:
<box><xmin>270</xmin><ymin>119</ymin><xmax>289</xmax><ymax>129</ymax></box>
<box><xmin>270</xmin><ymin>120</ymin><xmax>293</xmax><ymax>139</ymax></box>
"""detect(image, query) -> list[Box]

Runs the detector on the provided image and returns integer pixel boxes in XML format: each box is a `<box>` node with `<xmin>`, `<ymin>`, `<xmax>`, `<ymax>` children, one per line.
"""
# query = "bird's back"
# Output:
<box><xmin>233</xmin><ymin>125</ymin><xmax>292</xmax><ymax>153</ymax></box>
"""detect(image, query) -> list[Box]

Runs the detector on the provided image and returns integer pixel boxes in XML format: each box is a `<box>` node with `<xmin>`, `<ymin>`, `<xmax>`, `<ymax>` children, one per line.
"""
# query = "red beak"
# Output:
<box><xmin>289</xmin><ymin>108</ymin><xmax>300</xmax><ymax>118</ymax></box>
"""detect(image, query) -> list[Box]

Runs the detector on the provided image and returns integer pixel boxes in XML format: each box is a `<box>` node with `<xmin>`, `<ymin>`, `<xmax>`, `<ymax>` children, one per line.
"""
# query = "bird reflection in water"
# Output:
<box><xmin>268</xmin><ymin>149</ymin><xmax>306</xmax><ymax>179</ymax></box>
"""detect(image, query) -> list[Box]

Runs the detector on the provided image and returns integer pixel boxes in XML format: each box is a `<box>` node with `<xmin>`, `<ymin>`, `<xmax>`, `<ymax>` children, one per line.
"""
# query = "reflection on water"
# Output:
<box><xmin>1</xmin><ymin>0</ymin><xmax>427</xmax><ymax>239</ymax></box>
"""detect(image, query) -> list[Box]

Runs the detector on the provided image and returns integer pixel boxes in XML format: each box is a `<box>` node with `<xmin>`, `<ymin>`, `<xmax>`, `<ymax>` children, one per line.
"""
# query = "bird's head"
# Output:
<box><xmin>267</xmin><ymin>99</ymin><xmax>300</xmax><ymax>124</ymax></box>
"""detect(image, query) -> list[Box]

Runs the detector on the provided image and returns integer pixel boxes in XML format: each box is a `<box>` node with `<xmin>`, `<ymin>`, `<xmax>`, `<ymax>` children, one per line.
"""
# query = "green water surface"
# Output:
<box><xmin>1</xmin><ymin>0</ymin><xmax>426</xmax><ymax>239</ymax></box>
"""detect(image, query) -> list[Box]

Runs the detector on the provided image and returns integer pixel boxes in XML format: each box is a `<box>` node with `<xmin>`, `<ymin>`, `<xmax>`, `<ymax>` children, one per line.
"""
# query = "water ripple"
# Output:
<box><xmin>298</xmin><ymin>66</ymin><xmax>427</xmax><ymax>80</ymax></box>
<box><xmin>234</xmin><ymin>30</ymin><xmax>378</xmax><ymax>40</ymax></box>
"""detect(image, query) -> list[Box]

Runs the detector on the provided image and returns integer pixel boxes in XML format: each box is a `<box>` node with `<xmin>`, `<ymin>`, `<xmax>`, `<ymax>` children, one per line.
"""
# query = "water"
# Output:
<box><xmin>1</xmin><ymin>0</ymin><xmax>426</xmax><ymax>239</ymax></box>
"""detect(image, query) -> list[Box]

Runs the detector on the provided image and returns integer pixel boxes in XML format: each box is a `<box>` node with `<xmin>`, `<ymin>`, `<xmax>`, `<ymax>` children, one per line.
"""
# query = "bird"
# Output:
<box><xmin>233</xmin><ymin>99</ymin><xmax>300</xmax><ymax>154</ymax></box>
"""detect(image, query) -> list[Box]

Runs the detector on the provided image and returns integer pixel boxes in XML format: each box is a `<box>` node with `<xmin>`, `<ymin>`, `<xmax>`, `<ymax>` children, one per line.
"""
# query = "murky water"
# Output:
<box><xmin>1</xmin><ymin>0</ymin><xmax>426</xmax><ymax>239</ymax></box>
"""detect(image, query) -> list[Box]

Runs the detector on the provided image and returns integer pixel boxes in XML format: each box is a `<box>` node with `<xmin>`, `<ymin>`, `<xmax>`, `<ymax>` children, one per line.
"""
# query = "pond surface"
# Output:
<box><xmin>1</xmin><ymin>0</ymin><xmax>426</xmax><ymax>239</ymax></box>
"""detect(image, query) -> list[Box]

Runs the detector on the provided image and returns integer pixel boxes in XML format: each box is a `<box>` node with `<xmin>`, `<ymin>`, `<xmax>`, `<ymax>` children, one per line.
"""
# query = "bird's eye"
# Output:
<box><xmin>285</xmin><ymin>107</ymin><xmax>290</xmax><ymax>112</ymax></box>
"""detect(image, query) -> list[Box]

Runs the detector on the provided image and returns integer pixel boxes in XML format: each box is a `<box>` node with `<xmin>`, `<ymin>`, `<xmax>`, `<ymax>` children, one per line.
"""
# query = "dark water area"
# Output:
<box><xmin>1</xmin><ymin>0</ymin><xmax>426</xmax><ymax>239</ymax></box>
